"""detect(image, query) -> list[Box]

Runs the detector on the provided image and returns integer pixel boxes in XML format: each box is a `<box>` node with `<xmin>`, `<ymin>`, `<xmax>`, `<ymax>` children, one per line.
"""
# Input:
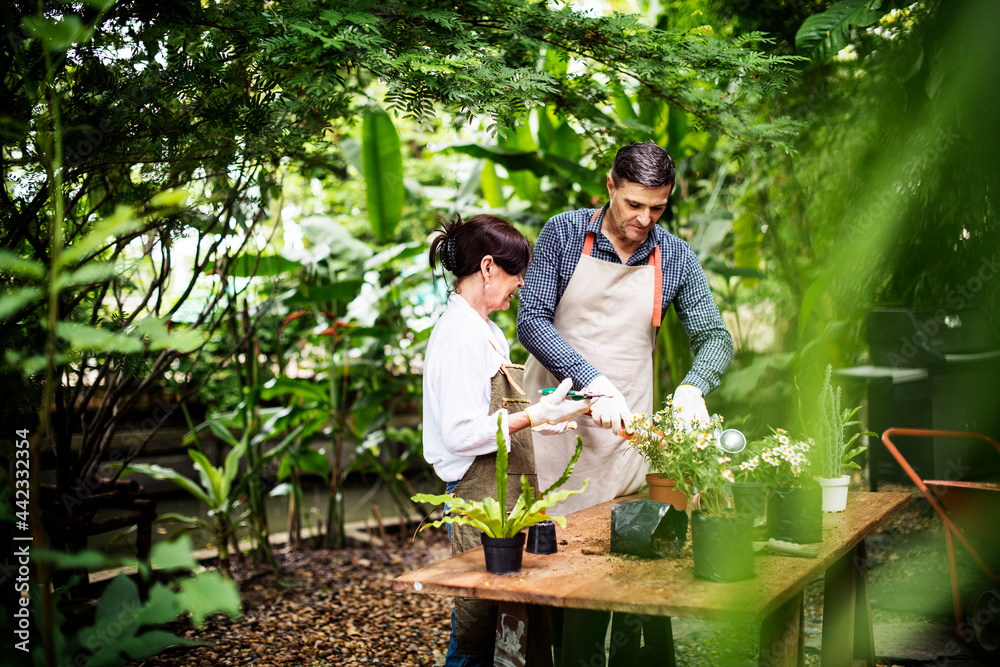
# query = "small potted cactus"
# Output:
<box><xmin>811</xmin><ymin>365</ymin><xmax>871</xmax><ymax>512</ymax></box>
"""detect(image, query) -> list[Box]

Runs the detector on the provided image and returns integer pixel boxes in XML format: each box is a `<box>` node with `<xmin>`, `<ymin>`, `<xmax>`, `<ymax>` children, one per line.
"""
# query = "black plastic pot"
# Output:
<box><xmin>610</xmin><ymin>499</ymin><xmax>687</xmax><ymax>558</ymax></box>
<box><xmin>481</xmin><ymin>532</ymin><xmax>526</xmax><ymax>574</ymax></box>
<box><xmin>526</xmin><ymin>520</ymin><xmax>558</xmax><ymax>554</ymax></box>
<box><xmin>767</xmin><ymin>483</ymin><xmax>823</xmax><ymax>544</ymax></box>
<box><xmin>691</xmin><ymin>510</ymin><xmax>755</xmax><ymax>582</ymax></box>
<box><xmin>731</xmin><ymin>481</ymin><xmax>766</xmax><ymax>521</ymax></box>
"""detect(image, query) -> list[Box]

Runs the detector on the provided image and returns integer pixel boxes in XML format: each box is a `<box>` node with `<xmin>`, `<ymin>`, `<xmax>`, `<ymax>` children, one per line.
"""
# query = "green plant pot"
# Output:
<box><xmin>766</xmin><ymin>483</ymin><xmax>823</xmax><ymax>544</ymax></box>
<box><xmin>481</xmin><ymin>532</ymin><xmax>526</xmax><ymax>574</ymax></box>
<box><xmin>691</xmin><ymin>510</ymin><xmax>755</xmax><ymax>582</ymax></box>
<box><xmin>731</xmin><ymin>481</ymin><xmax>766</xmax><ymax>521</ymax></box>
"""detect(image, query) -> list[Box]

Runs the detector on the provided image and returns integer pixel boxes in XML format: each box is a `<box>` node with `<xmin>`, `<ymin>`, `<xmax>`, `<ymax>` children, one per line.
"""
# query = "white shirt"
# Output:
<box><xmin>422</xmin><ymin>293</ymin><xmax>512</xmax><ymax>482</ymax></box>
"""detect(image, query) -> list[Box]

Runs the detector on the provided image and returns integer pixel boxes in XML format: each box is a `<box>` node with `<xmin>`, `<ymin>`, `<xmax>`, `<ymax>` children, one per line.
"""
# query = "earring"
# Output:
<box><xmin>483</xmin><ymin>282</ymin><xmax>490</xmax><ymax>290</ymax></box>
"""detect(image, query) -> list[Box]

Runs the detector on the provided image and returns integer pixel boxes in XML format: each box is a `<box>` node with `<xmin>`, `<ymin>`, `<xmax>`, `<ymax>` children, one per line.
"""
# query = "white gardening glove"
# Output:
<box><xmin>532</xmin><ymin>420</ymin><xmax>578</xmax><ymax>436</ymax></box>
<box><xmin>672</xmin><ymin>384</ymin><xmax>710</xmax><ymax>430</ymax></box>
<box><xmin>525</xmin><ymin>378</ymin><xmax>593</xmax><ymax>429</ymax></box>
<box><xmin>585</xmin><ymin>375</ymin><xmax>631</xmax><ymax>434</ymax></box>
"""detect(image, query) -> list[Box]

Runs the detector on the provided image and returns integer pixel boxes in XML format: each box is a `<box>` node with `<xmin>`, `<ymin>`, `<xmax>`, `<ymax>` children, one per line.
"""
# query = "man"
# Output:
<box><xmin>517</xmin><ymin>141</ymin><xmax>734</xmax><ymax>667</ymax></box>
<box><xmin>518</xmin><ymin>141</ymin><xmax>734</xmax><ymax>514</ymax></box>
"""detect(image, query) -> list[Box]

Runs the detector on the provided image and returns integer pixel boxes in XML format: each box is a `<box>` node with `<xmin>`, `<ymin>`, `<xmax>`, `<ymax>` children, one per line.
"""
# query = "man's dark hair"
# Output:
<box><xmin>610</xmin><ymin>142</ymin><xmax>675</xmax><ymax>189</ymax></box>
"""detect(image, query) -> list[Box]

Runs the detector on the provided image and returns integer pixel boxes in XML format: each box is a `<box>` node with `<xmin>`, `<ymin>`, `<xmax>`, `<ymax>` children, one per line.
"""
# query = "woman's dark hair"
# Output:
<box><xmin>428</xmin><ymin>214</ymin><xmax>532</xmax><ymax>281</ymax></box>
<box><xmin>610</xmin><ymin>142</ymin><xmax>675</xmax><ymax>190</ymax></box>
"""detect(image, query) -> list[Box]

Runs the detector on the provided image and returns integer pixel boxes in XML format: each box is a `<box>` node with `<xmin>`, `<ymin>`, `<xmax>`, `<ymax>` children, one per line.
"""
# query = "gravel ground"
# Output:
<box><xmin>128</xmin><ymin>485</ymin><xmax>994</xmax><ymax>666</ymax></box>
<box><xmin>130</xmin><ymin>529</ymin><xmax>455</xmax><ymax>667</ymax></box>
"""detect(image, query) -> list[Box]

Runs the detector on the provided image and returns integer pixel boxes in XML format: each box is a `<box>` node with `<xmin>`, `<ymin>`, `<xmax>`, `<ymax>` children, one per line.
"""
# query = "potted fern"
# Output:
<box><xmin>811</xmin><ymin>365</ymin><xmax>871</xmax><ymax>512</ymax></box>
<box><xmin>412</xmin><ymin>415</ymin><xmax>588</xmax><ymax>574</ymax></box>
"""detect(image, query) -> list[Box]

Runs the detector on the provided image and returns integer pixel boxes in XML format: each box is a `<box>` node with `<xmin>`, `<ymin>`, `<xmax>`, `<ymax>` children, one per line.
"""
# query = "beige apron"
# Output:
<box><xmin>525</xmin><ymin>208</ymin><xmax>661</xmax><ymax>515</ymax></box>
<box><xmin>450</xmin><ymin>363</ymin><xmax>538</xmax><ymax>655</ymax></box>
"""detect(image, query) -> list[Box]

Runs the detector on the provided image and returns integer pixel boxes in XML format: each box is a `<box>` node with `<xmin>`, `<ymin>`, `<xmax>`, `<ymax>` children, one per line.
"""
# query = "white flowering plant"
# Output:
<box><xmin>737</xmin><ymin>428</ymin><xmax>813</xmax><ymax>488</ymax></box>
<box><xmin>689</xmin><ymin>451</ymin><xmax>738</xmax><ymax>516</ymax></box>
<box><xmin>625</xmin><ymin>398</ymin><xmax>733</xmax><ymax>516</ymax></box>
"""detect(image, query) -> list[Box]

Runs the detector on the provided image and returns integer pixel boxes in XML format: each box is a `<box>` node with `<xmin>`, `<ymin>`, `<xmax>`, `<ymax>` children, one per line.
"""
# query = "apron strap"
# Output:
<box><xmin>650</xmin><ymin>244</ymin><xmax>662</xmax><ymax>326</ymax></box>
<box><xmin>498</xmin><ymin>364</ymin><xmax>526</xmax><ymax>396</ymax></box>
<box><xmin>583</xmin><ymin>208</ymin><xmax>663</xmax><ymax>328</ymax></box>
<box><xmin>581</xmin><ymin>208</ymin><xmax>602</xmax><ymax>255</ymax></box>
<box><xmin>486</xmin><ymin>338</ymin><xmax>526</xmax><ymax>396</ymax></box>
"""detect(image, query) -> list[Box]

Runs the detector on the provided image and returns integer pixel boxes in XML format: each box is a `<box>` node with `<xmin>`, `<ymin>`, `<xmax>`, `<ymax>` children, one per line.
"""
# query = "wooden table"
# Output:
<box><xmin>393</xmin><ymin>491</ymin><xmax>910</xmax><ymax>666</ymax></box>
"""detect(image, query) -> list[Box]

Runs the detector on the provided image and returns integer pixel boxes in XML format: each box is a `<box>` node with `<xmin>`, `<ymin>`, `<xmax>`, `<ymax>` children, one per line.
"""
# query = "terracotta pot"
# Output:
<box><xmin>645</xmin><ymin>473</ymin><xmax>688</xmax><ymax>510</ymax></box>
<box><xmin>815</xmin><ymin>475</ymin><xmax>851</xmax><ymax>513</ymax></box>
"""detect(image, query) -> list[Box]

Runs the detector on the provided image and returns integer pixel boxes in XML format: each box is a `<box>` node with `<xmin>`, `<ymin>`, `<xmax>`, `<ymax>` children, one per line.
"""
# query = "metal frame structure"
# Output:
<box><xmin>881</xmin><ymin>428</ymin><xmax>1000</xmax><ymax>649</ymax></box>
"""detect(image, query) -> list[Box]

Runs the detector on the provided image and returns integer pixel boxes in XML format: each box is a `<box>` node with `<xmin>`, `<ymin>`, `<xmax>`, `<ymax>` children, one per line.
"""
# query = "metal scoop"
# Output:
<box><xmin>716</xmin><ymin>428</ymin><xmax>747</xmax><ymax>453</ymax></box>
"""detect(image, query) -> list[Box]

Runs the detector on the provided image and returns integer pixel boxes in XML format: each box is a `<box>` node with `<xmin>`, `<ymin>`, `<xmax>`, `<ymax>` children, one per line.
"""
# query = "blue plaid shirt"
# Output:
<box><xmin>516</xmin><ymin>206</ymin><xmax>733</xmax><ymax>395</ymax></box>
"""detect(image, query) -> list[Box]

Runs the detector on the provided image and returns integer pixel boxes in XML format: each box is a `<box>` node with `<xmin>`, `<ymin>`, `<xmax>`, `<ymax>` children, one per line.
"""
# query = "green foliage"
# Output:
<box><xmin>412</xmin><ymin>416</ymin><xmax>588</xmax><ymax>538</ymax></box>
<box><xmin>31</xmin><ymin>536</ymin><xmax>239</xmax><ymax>667</ymax></box>
<box><xmin>795</xmin><ymin>0</ymin><xmax>886</xmax><ymax>63</ymax></box>
<box><xmin>349</xmin><ymin>425</ymin><xmax>430</xmax><ymax>527</ymax></box>
<box><xmin>360</xmin><ymin>106</ymin><xmax>405</xmax><ymax>241</ymax></box>
<box><xmin>246</xmin><ymin>221</ymin><xmax>431</xmax><ymax>547</ymax></box>
<box><xmin>686</xmin><ymin>0</ymin><xmax>999</xmax><ymax>438</ymax></box>
<box><xmin>114</xmin><ymin>431</ymin><xmax>279</xmax><ymax>576</ymax></box>
<box><xmin>2</xmin><ymin>0</ymin><xmax>804</xmax><ymax>458</ymax></box>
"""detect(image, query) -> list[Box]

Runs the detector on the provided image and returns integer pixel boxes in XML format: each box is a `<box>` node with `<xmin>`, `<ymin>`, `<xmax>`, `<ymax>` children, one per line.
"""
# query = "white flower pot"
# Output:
<box><xmin>814</xmin><ymin>475</ymin><xmax>851</xmax><ymax>513</ymax></box>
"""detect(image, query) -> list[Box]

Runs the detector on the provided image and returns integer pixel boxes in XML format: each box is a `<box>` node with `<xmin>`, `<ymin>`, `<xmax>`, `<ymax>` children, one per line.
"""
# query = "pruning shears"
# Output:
<box><xmin>539</xmin><ymin>388</ymin><xmax>606</xmax><ymax>400</ymax></box>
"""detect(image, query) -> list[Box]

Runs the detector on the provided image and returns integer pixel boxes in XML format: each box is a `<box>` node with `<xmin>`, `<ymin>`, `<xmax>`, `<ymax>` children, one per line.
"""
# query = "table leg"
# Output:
<box><xmin>495</xmin><ymin>602</ymin><xmax>553</xmax><ymax>667</ymax></box>
<box><xmin>759</xmin><ymin>592</ymin><xmax>804</xmax><ymax>667</ymax></box>
<box><xmin>821</xmin><ymin>539</ymin><xmax>875</xmax><ymax>666</ymax></box>
<box><xmin>853</xmin><ymin>541</ymin><xmax>876</xmax><ymax>665</ymax></box>
<box><xmin>558</xmin><ymin>608</ymin><xmax>612</xmax><ymax>667</ymax></box>
<box><xmin>609</xmin><ymin>612</ymin><xmax>641</xmax><ymax>666</ymax></box>
<box><xmin>607</xmin><ymin>613</ymin><xmax>674</xmax><ymax>667</ymax></box>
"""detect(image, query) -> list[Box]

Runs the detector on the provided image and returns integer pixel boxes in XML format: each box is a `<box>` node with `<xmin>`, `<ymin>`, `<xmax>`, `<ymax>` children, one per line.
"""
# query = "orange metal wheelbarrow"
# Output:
<box><xmin>881</xmin><ymin>428</ymin><xmax>1000</xmax><ymax>655</ymax></box>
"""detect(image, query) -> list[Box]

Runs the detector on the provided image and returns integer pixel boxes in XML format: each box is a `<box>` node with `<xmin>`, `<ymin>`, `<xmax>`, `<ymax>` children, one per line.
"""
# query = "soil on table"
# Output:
<box><xmin>128</xmin><ymin>485</ymin><xmax>987</xmax><ymax>667</ymax></box>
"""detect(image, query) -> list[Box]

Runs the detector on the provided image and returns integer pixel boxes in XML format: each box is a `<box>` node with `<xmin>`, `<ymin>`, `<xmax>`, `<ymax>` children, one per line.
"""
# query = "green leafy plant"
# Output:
<box><xmin>795</xmin><ymin>0</ymin><xmax>889</xmax><ymax>63</ymax></box>
<box><xmin>411</xmin><ymin>415</ymin><xmax>588</xmax><ymax>538</ymax></box>
<box><xmin>261</xmin><ymin>376</ymin><xmax>335</xmax><ymax>548</ymax></box>
<box><xmin>738</xmin><ymin>428</ymin><xmax>813</xmax><ymax>488</ymax></box>
<box><xmin>116</xmin><ymin>444</ymin><xmax>247</xmax><ymax>577</ymax></box>
<box><xmin>262</xmin><ymin>227</ymin><xmax>428</xmax><ymax>548</ymax></box>
<box><xmin>113</xmin><ymin>414</ymin><xmax>300</xmax><ymax>578</ymax></box>
<box><xmin>689</xmin><ymin>455</ymin><xmax>739</xmax><ymax>518</ymax></box>
<box><xmin>812</xmin><ymin>364</ymin><xmax>871</xmax><ymax>479</ymax></box>
<box><xmin>30</xmin><ymin>535</ymin><xmax>240</xmax><ymax>667</ymax></box>
<box><xmin>350</xmin><ymin>425</ymin><xmax>431</xmax><ymax>534</ymax></box>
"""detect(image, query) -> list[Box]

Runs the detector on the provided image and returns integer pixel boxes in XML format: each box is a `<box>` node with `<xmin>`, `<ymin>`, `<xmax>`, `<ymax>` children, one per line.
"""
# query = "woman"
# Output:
<box><xmin>423</xmin><ymin>214</ymin><xmax>591</xmax><ymax>666</ymax></box>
